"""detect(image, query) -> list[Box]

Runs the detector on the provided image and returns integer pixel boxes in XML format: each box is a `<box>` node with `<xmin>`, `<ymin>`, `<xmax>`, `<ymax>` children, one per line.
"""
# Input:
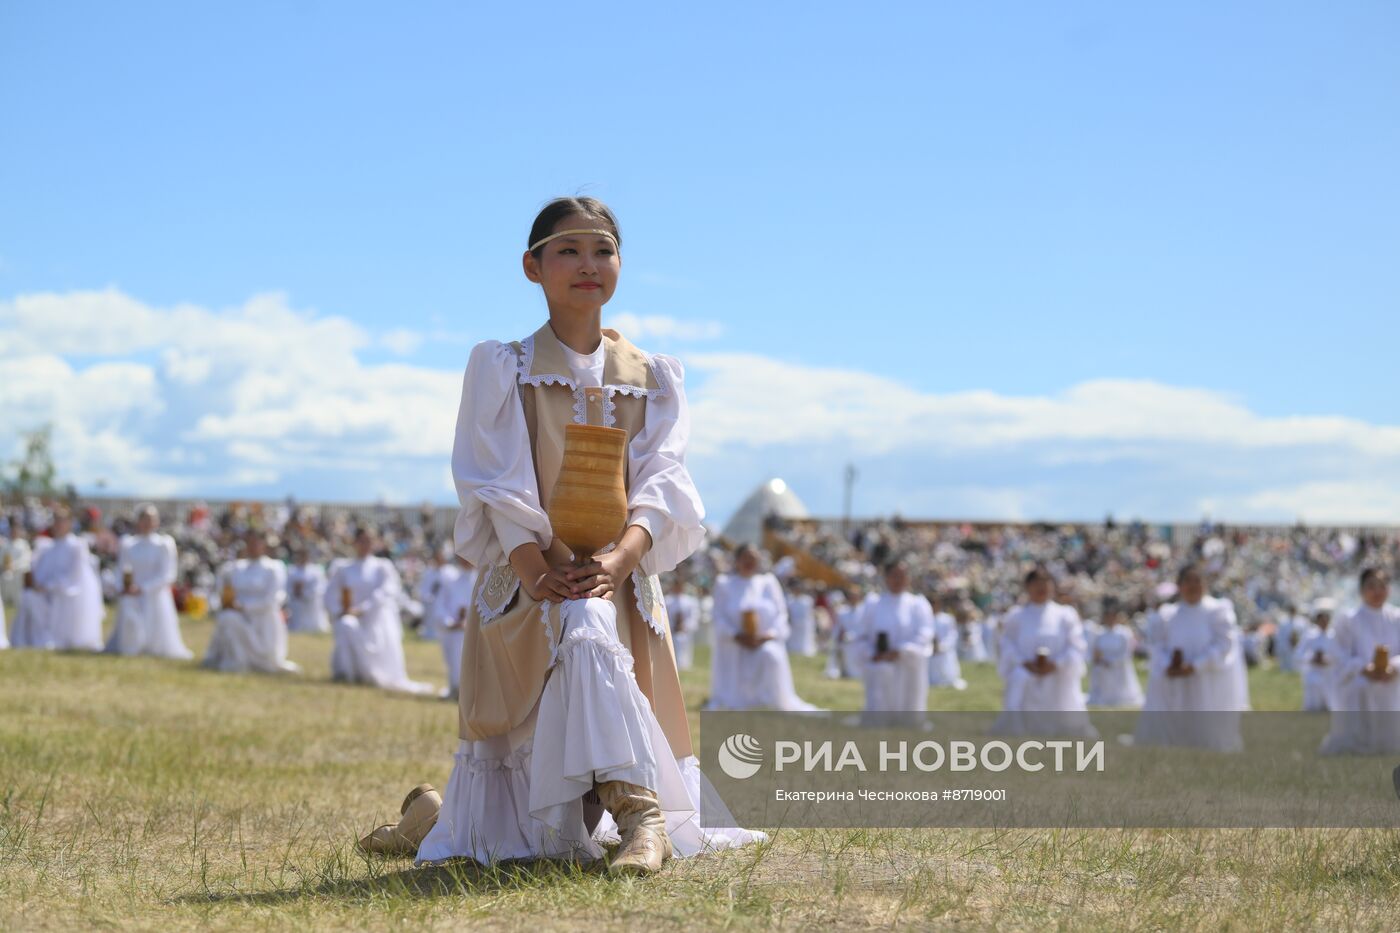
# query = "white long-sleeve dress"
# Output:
<box><xmin>992</xmin><ymin>600</ymin><xmax>1096</xmax><ymax>737</ymax></box>
<box><xmin>415</xmin><ymin>563</ymin><xmax>462</xmax><ymax>641</ymax></box>
<box><xmin>416</xmin><ymin>331</ymin><xmax>763</xmax><ymax>866</ymax></box>
<box><xmin>1294</xmin><ymin>626</ymin><xmax>1339</xmax><ymax>712</ymax></box>
<box><xmin>34</xmin><ymin>533</ymin><xmax>104</xmax><ymax>652</ymax></box>
<box><xmin>786</xmin><ymin>592</ymin><xmax>819</xmax><ymax>657</ymax></box>
<box><xmin>327</xmin><ymin>556</ymin><xmax>433</xmax><ymax>694</ymax></box>
<box><xmin>1134</xmin><ymin>596</ymin><xmax>1249</xmax><ymax>751</ymax></box>
<box><xmin>707</xmin><ymin>572</ymin><xmax>821</xmax><ymax>712</ymax></box>
<box><xmin>105</xmin><ymin>532</ymin><xmax>191</xmax><ymax>658</ymax></box>
<box><xmin>856</xmin><ymin>591</ymin><xmax>934</xmax><ymax>712</ymax></box>
<box><xmin>8</xmin><ymin>538</ymin><xmax>52</xmax><ymax>648</ymax></box>
<box><xmin>957</xmin><ymin>619</ymin><xmax>989</xmax><ymax>663</ymax></box>
<box><xmin>431</xmin><ymin>567</ymin><xmax>479</xmax><ymax>697</ymax></box>
<box><xmin>287</xmin><ymin>562</ymin><xmax>331</xmax><ymax>633</ymax></box>
<box><xmin>203</xmin><ymin>557</ymin><xmax>301</xmax><ymax>674</ymax></box>
<box><xmin>927</xmin><ymin>611</ymin><xmax>966</xmax><ymax>689</ymax></box>
<box><xmin>1319</xmin><ymin>604</ymin><xmax>1400</xmax><ymax>755</ymax></box>
<box><xmin>665</xmin><ymin>591</ymin><xmax>700</xmax><ymax>671</ymax></box>
<box><xmin>1087</xmin><ymin>625</ymin><xmax>1144</xmax><ymax>708</ymax></box>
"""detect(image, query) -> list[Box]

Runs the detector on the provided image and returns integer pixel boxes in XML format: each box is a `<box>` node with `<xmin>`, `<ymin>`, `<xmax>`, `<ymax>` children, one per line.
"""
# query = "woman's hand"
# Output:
<box><xmin>522</xmin><ymin>566</ymin><xmax>576</xmax><ymax>604</ymax></box>
<box><xmin>561</xmin><ymin>525</ymin><xmax>652</xmax><ymax>601</ymax></box>
<box><xmin>565</xmin><ymin>549</ymin><xmax>636</xmax><ymax>600</ymax></box>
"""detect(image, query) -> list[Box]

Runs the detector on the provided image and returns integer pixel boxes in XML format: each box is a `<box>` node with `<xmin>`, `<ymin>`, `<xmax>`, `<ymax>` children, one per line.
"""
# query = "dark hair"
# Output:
<box><xmin>1177</xmin><ymin>562</ymin><xmax>1203</xmax><ymax>585</ymax></box>
<box><xmin>1024</xmin><ymin>565</ymin><xmax>1052</xmax><ymax>587</ymax></box>
<box><xmin>882</xmin><ymin>556</ymin><xmax>909</xmax><ymax>576</ymax></box>
<box><xmin>1360</xmin><ymin>566</ymin><xmax>1391</xmax><ymax>588</ymax></box>
<box><xmin>528</xmin><ymin>197</ymin><xmax>621</xmax><ymax>258</ymax></box>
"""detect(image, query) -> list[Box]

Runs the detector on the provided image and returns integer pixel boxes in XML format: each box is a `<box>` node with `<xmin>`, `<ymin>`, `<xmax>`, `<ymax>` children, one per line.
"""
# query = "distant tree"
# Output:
<box><xmin>3</xmin><ymin>425</ymin><xmax>61</xmax><ymax>498</ymax></box>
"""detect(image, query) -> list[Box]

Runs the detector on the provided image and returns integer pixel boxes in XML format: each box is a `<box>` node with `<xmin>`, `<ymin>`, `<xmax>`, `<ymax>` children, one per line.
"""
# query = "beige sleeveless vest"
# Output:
<box><xmin>457</xmin><ymin>322</ymin><xmax>692</xmax><ymax>758</ymax></box>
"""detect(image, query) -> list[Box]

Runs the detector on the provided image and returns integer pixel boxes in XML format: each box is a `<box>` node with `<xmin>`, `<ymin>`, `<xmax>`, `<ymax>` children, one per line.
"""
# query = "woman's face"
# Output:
<box><xmin>523</xmin><ymin>215</ymin><xmax>620</xmax><ymax>314</ymax></box>
<box><xmin>1362</xmin><ymin>576</ymin><xmax>1390</xmax><ymax>609</ymax></box>
<box><xmin>735</xmin><ymin>550</ymin><xmax>759</xmax><ymax>576</ymax></box>
<box><xmin>1179</xmin><ymin>571</ymin><xmax>1205</xmax><ymax>604</ymax></box>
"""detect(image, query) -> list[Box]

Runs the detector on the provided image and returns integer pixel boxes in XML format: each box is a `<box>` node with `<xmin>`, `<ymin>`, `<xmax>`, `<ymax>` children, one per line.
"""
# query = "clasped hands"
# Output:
<box><xmin>1165</xmin><ymin>660</ymin><xmax>1196</xmax><ymax>678</ymax></box>
<box><xmin>1362</xmin><ymin>662</ymin><xmax>1397</xmax><ymax>683</ymax></box>
<box><xmin>519</xmin><ymin>535</ymin><xmax>640</xmax><ymax>604</ymax></box>
<box><xmin>1023</xmin><ymin>654</ymin><xmax>1058</xmax><ymax>676</ymax></box>
<box><xmin>736</xmin><ymin>631</ymin><xmax>775</xmax><ymax>650</ymax></box>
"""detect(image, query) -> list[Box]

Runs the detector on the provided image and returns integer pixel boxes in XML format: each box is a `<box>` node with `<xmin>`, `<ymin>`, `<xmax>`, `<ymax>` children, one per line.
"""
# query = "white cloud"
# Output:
<box><xmin>1239</xmin><ymin>482</ymin><xmax>1400</xmax><ymax>525</ymax></box>
<box><xmin>608</xmin><ymin>311</ymin><xmax>724</xmax><ymax>342</ymax></box>
<box><xmin>3</xmin><ymin>287</ymin><xmax>1397</xmax><ymax>525</ymax></box>
<box><xmin>381</xmin><ymin>328</ymin><xmax>425</xmax><ymax>356</ymax></box>
<box><xmin>684</xmin><ymin>353</ymin><xmax>1400</xmax><ymax>460</ymax></box>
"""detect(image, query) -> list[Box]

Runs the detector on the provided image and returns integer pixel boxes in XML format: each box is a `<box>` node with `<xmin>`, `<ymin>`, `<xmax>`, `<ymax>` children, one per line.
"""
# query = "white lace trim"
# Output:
<box><xmin>602</xmin><ymin>391</ymin><xmax>618</xmax><ymax>428</ymax></box>
<box><xmin>516</xmin><ymin>335</ymin><xmax>580</xmax><ymax>390</ymax></box>
<box><xmin>571</xmin><ymin>388</ymin><xmax>587</xmax><ymax>425</ymax></box>
<box><xmin>558</xmin><ymin>625</ymin><xmax>639</xmax><ymax>672</ymax></box>
<box><xmin>514</xmin><ymin>335</ymin><xmax>670</xmax><ymax>402</ymax></box>
<box><xmin>542</xmin><ymin>600</ymin><xmax>560</xmax><ymax>667</ymax></box>
<box><xmin>631</xmin><ymin>569</ymin><xmax>665</xmax><ymax>637</ymax></box>
<box><xmin>475</xmin><ymin>575</ymin><xmax>520</xmax><ymax>625</ymax></box>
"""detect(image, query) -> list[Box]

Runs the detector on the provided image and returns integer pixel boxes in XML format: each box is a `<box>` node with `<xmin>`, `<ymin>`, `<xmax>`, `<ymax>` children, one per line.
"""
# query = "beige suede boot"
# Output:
<box><xmin>357</xmin><ymin>783</ymin><xmax>441</xmax><ymax>857</ymax></box>
<box><xmin>596</xmin><ymin>780</ymin><xmax>673</xmax><ymax>875</ymax></box>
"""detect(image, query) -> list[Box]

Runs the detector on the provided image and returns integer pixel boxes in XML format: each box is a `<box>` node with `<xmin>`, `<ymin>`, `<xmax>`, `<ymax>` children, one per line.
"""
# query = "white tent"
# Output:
<box><xmin>721</xmin><ymin>478</ymin><xmax>810</xmax><ymax>546</ymax></box>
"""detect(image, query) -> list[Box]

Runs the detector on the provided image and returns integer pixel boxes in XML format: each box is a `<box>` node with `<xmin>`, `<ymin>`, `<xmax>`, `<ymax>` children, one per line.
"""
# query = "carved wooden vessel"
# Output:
<box><xmin>547</xmin><ymin>424</ymin><xmax>629</xmax><ymax>559</ymax></box>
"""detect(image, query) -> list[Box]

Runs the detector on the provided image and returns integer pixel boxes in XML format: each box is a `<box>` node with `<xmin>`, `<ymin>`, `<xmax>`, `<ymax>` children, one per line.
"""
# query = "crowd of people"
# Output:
<box><xmin>2</xmin><ymin>497</ymin><xmax>1398</xmax><ymax>757</ymax></box>
<box><xmin>0</xmin><ymin>498</ymin><xmax>470</xmax><ymax>697</ymax></box>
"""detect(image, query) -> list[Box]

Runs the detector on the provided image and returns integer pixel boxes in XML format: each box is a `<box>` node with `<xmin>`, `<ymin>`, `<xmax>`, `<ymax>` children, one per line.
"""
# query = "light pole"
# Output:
<box><xmin>842</xmin><ymin>463</ymin><xmax>857</xmax><ymax>536</ymax></box>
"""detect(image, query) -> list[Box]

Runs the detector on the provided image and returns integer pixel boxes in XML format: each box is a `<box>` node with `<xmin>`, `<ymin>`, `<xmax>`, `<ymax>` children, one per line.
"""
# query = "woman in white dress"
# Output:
<box><xmin>8</xmin><ymin>533</ymin><xmax>52</xmax><ymax>649</ymax></box>
<box><xmin>857</xmin><ymin>560</ymin><xmax>934</xmax><ymax>712</ymax></box>
<box><xmin>1320</xmin><ymin>568</ymin><xmax>1400</xmax><ymax>755</ymax></box>
<box><xmin>992</xmin><ymin>567</ymin><xmax>1095</xmax><ymax>737</ymax></box>
<box><xmin>664</xmin><ymin>576</ymin><xmax>699</xmax><ymax>671</ymax></box>
<box><xmin>1086</xmin><ymin>599</ymin><xmax>1143</xmax><ymax>708</ymax></box>
<box><xmin>32</xmin><ymin>509</ymin><xmax>104</xmax><ymax>652</ymax></box>
<box><xmin>1134</xmin><ymin>564</ymin><xmax>1249</xmax><ymax>752</ymax></box>
<box><xmin>785</xmin><ymin>585</ymin><xmax>819</xmax><ymax>657</ymax></box>
<box><xmin>327</xmin><ymin>528</ymin><xmax>434</xmax><ymax>695</ymax></box>
<box><xmin>105</xmin><ymin>505</ymin><xmax>192</xmax><ymax>659</ymax></box>
<box><xmin>1295</xmin><ymin>599</ymin><xmax>1340</xmax><ymax>713</ymax></box>
<box><xmin>927</xmin><ymin>601</ymin><xmax>966</xmax><ymax>690</ymax></box>
<box><xmin>708</xmin><ymin>545</ymin><xmax>822</xmax><ymax>712</ymax></box>
<box><xmin>414</xmin><ymin>547</ymin><xmax>461</xmax><ymax>641</ymax></box>
<box><xmin>408</xmin><ymin>198</ymin><xmax>762</xmax><ymax>874</ymax></box>
<box><xmin>430</xmin><ymin>557</ymin><xmax>478</xmax><ymax>701</ymax></box>
<box><xmin>203</xmin><ymin>529</ymin><xmax>301</xmax><ymax>675</ymax></box>
<box><xmin>956</xmin><ymin>605</ymin><xmax>989</xmax><ymax>664</ymax></box>
<box><xmin>286</xmin><ymin>550</ymin><xmax>330</xmax><ymax>633</ymax></box>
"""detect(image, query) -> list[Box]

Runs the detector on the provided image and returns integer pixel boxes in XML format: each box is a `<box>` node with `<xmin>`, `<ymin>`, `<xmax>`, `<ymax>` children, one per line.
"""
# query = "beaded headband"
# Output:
<box><xmin>528</xmin><ymin>227</ymin><xmax>619</xmax><ymax>253</ymax></box>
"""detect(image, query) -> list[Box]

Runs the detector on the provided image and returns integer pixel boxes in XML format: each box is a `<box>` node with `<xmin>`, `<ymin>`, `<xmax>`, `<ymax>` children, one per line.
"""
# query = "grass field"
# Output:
<box><xmin>2</xmin><ymin>615</ymin><xmax>1399</xmax><ymax>931</ymax></box>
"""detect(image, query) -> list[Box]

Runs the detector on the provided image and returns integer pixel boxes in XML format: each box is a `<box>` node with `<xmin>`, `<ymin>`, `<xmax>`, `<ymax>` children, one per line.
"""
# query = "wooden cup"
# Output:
<box><xmin>547</xmin><ymin>424</ymin><xmax>629</xmax><ymax>559</ymax></box>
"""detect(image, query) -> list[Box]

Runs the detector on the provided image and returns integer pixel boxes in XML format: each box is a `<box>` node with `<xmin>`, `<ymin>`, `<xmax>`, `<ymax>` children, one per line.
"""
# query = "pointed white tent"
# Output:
<box><xmin>721</xmin><ymin>478</ymin><xmax>810</xmax><ymax>546</ymax></box>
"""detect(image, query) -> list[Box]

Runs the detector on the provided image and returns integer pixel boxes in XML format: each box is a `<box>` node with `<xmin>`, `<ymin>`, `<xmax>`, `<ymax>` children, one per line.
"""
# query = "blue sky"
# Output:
<box><xmin>2</xmin><ymin>2</ymin><xmax>1398</xmax><ymax>526</ymax></box>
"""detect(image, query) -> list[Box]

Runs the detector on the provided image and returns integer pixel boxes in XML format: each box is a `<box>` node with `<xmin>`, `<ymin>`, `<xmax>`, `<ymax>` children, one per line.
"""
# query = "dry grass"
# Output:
<box><xmin>2</xmin><ymin>616</ymin><xmax>1398</xmax><ymax>930</ymax></box>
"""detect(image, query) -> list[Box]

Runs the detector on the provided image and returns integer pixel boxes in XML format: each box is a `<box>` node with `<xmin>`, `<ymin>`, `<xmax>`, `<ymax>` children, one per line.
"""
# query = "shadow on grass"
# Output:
<box><xmin>177</xmin><ymin>857</ymin><xmax>608</xmax><ymax>907</ymax></box>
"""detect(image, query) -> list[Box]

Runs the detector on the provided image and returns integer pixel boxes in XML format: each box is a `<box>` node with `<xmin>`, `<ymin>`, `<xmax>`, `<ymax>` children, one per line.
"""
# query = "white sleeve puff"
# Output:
<box><xmin>625</xmin><ymin>353</ymin><xmax>706</xmax><ymax>576</ymax></box>
<box><xmin>451</xmin><ymin>340</ymin><xmax>553</xmax><ymax>567</ymax></box>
